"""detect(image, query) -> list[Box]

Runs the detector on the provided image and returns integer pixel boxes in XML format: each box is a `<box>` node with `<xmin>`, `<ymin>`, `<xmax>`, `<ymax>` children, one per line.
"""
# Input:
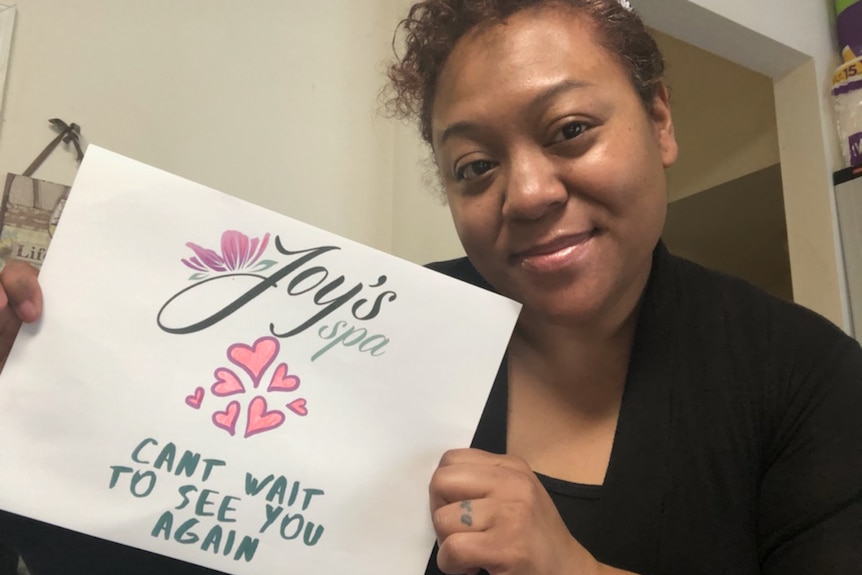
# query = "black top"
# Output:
<box><xmin>2</xmin><ymin>244</ymin><xmax>862</xmax><ymax>574</ymax></box>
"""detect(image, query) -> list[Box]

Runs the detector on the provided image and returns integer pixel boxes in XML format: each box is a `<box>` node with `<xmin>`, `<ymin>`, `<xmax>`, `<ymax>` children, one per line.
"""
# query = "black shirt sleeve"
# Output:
<box><xmin>757</xmin><ymin>324</ymin><xmax>862</xmax><ymax>573</ymax></box>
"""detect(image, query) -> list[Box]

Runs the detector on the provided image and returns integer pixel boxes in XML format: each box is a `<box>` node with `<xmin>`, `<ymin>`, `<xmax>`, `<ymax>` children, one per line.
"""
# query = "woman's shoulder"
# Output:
<box><xmin>664</xmin><ymin>250</ymin><xmax>861</xmax><ymax>374</ymax></box>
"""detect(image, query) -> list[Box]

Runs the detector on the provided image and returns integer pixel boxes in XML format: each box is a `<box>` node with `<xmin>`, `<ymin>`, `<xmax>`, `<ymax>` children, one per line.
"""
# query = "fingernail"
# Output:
<box><xmin>16</xmin><ymin>301</ymin><xmax>36</xmax><ymax>321</ymax></box>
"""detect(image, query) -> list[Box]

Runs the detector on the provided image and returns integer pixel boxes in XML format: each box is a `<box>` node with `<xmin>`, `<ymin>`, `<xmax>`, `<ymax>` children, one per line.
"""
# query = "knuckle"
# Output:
<box><xmin>438</xmin><ymin>449</ymin><xmax>459</xmax><ymax>467</ymax></box>
<box><xmin>431</xmin><ymin>507</ymin><xmax>449</xmax><ymax>531</ymax></box>
<box><xmin>429</xmin><ymin>466</ymin><xmax>448</xmax><ymax>492</ymax></box>
<box><xmin>525</xmin><ymin>483</ymin><xmax>542</xmax><ymax>505</ymax></box>
<box><xmin>438</xmin><ymin>532</ymin><xmax>470</xmax><ymax>567</ymax></box>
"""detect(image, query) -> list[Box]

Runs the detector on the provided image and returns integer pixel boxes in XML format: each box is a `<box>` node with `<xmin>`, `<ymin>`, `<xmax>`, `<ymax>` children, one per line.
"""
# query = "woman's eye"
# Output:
<box><xmin>455</xmin><ymin>159</ymin><xmax>497</xmax><ymax>181</ymax></box>
<box><xmin>550</xmin><ymin>121</ymin><xmax>588</xmax><ymax>144</ymax></box>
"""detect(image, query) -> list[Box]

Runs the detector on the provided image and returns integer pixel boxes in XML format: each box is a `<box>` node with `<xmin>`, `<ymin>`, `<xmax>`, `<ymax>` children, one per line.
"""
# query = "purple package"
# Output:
<box><xmin>838</xmin><ymin>0</ymin><xmax>862</xmax><ymax>59</ymax></box>
<box><xmin>850</xmin><ymin>133</ymin><xmax>862</xmax><ymax>165</ymax></box>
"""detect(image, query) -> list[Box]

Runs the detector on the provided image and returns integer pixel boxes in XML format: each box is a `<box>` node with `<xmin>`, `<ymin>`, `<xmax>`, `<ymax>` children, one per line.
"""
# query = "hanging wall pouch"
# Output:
<box><xmin>0</xmin><ymin>118</ymin><xmax>84</xmax><ymax>268</ymax></box>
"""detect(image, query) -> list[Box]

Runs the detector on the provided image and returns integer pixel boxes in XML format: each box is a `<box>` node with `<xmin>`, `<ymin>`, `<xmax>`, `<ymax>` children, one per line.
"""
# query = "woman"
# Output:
<box><xmin>1</xmin><ymin>1</ymin><xmax>861</xmax><ymax>574</ymax></box>
<box><xmin>389</xmin><ymin>1</ymin><xmax>859</xmax><ymax>573</ymax></box>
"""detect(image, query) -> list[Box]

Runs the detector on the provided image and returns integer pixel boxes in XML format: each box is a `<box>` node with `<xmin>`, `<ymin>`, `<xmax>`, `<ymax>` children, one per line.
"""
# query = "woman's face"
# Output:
<box><xmin>431</xmin><ymin>7</ymin><xmax>677</xmax><ymax>326</ymax></box>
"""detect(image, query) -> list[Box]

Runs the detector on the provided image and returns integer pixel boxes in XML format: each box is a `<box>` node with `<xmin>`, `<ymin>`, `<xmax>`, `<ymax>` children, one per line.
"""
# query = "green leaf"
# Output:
<box><xmin>250</xmin><ymin>259</ymin><xmax>278</xmax><ymax>273</ymax></box>
<box><xmin>188</xmin><ymin>272</ymin><xmax>209</xmax><ymax>281</ymax></box>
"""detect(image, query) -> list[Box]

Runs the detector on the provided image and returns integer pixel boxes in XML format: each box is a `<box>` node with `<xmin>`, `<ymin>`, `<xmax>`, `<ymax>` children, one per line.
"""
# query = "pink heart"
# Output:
<box><xmin>228</xmin><ymin>337</ymin><xmax>279</xmax><ymax>387</ymax></box>
<box><xmin>211</xmin><ymin>368</ymin><xmax>245</xmax><ymax>397</ymax></box>
<box><xmin>212</xmin><ymin>401</ymin><xmax>240</xmax><ymax>436</ymax></box>
<box><xmin>287</xmin><ymin>398</ymin><xmax>308</xmax><ymax>417</ymax></box>
<box><xmin>245</xmin><ymin>396</ymin><xmax>285</xmax><ymax>438</ymax></box>
<box><xmin>185</xmin><ymin>387</ymin><xmax>204</xmax><ymax>409</ymax></box>
<box><xmin>267</xmin><ymin>363</ymin><xmax>300</xmax><ymax>392</ymax></box>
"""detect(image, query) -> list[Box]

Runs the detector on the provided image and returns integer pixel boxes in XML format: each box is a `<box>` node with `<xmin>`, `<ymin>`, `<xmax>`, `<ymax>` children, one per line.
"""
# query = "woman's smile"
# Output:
<box><xmin>511</xmin><ymin>229</ymin><xmax>599</xmax><ymax>274</ymax></box>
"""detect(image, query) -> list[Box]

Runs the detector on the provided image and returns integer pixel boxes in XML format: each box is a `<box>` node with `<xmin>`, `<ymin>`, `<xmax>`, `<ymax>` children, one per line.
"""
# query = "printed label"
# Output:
<box><xmin>850</xmin><ymin>132</ymin><xmax>862</xmax><ymax>166</ymax></box>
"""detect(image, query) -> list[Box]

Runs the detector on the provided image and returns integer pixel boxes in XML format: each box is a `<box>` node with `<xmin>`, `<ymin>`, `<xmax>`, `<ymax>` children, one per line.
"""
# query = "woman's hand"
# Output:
<box><xmin>430</xmin><ymin>448</ymin><xmax>602</xmax><ymax>575</ymax></box>
<box><xmin>0</xmin><ymin>260</ymin><xmax>42</xmax><ymax>372</ymax></box>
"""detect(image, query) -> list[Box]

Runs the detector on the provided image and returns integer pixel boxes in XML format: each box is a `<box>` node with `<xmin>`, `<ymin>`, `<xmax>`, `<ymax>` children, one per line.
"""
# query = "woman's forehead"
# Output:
<box><xmin>431</xmin><ymin>8</ymin><xmax>625</xmax><ymax>130</ymax></box>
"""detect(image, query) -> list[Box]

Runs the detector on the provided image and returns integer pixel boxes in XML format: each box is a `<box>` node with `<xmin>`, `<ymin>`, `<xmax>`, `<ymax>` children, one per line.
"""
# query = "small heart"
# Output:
<box><xmin>228</xmin><ymin>337</ymin><xmax>279</xmax><ymax>387</ymax></box>
<box><xmin>211</xmin><ymin>368</ymin><xmax>245</xmax><ymax>397</ymax></box>
<box><xmin>212</xmin><ymin>401</ymin><xmax>240</xmax><ymax>436</ymax></box>
<box><xmin>267</xmin><ymin>363</ymin><xmax>300</xmax><ymax>392</ymax></box>
<box><xmin>245</xmin><ymin>396</ymin><xmax>285</xmax><ymax>438</ymax></box>
<box><xmin>286</xmin><ymin>398</ymin><xmax>308</xmax><ymax>417</ymax></box>
<box><xmin>185</xmin><ymin>387</ymin><xmax>205</xmax><ymax>409</ymax></box>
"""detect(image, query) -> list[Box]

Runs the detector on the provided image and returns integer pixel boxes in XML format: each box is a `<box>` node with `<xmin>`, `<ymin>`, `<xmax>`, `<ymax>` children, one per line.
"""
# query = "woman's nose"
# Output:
<box><xmin>501</xmin><ymin>151</ymin><xmax>567</xmax><ymax>222</ymax></box>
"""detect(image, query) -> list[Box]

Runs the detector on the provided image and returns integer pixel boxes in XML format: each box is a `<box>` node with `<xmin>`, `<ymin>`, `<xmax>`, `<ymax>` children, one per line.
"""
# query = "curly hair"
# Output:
<box><xmin>386</xmin><ymin>0</ymin><xmax>665</xmax><ymax>145</ymax></box>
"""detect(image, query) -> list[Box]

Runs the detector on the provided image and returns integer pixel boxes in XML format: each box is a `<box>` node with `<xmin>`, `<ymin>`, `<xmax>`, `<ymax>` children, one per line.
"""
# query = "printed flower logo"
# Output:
<box><xmin>182</xmin><ymin>230</ymin><xmax>277</xmax><ymax>280</ymax></box>
<box><xmin>184</xmin><ymin>336</ymin><xmax>308</xmax><ymax>439</ymax></box>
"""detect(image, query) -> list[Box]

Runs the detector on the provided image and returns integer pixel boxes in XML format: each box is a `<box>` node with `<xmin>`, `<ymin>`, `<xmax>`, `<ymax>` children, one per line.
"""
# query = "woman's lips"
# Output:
<box><xmin>512</xmin><ymin>230</ymin><xmax>597</xmax><ymax>272</ymax></box>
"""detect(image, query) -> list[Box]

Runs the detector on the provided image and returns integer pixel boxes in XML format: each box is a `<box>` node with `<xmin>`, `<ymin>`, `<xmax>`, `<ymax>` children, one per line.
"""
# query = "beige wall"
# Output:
<box><xmin>391</xmin><ymin>120</ymin><xmax>464</xmax><ymax>263</ymax></box>
<box><xmin>0</xmin><ymin>0</ymin><xmax>396</xmax><ymax>251</ymax></box>
<box><xmin>653</xmin><ymin>30</ymin><xmax>779</xmax><ymax>203</ymax></box>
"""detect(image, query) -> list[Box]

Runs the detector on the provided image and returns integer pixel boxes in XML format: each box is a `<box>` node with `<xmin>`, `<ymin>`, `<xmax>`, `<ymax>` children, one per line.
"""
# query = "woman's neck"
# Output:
<box><xmin>505</xmin><ymin>287</ymin><xmax>645</xmax><ymax>484</ymax></box>
<box><xmin>512</xmin><ymin>306</ymin><xmax>638</xmax><ymax>385</ymax></box>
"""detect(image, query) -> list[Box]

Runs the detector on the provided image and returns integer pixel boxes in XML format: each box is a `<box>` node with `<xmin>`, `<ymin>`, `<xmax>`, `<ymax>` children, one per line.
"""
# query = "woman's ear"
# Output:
<box><xmin>650</xmin><ymin>83</ymin><xmax>678</xmax><ymax>168</ymax></box>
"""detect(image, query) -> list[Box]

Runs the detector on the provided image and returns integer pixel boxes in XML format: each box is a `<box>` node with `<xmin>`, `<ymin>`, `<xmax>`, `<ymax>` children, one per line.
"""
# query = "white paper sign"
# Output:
<box><xmin>0</xmin><ymin>146</ymin><xmax>520</xmax><ymax>574</ymax></box>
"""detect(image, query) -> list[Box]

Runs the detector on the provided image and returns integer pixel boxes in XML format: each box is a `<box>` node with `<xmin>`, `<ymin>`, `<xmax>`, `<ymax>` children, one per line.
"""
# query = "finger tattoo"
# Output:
<box><xmin>460</xmin><ymin>500</ymin><xmax>473</xmax><ymax>527</ymax></box>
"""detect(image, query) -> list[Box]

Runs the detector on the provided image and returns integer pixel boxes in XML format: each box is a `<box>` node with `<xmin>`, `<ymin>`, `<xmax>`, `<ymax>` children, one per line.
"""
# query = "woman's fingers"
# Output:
<box><xmin>0</xmin><ymin>261</ymin><xmax>41</xmax><ymax>373</ymax></box>
<box><xmin>432</xmin><ymin>498</ymin><xmax>490</xmax><ymax>540</ymax></box>
<box><xmin>0</xmin><ymin>260</ymin><xmax>41</xmax><ymax>323</ymax></box>
<box><xmin>430</xmin><ymin>450</ymin><xmax>535</xmax><ymax>511</ymax></box>
<box><xmin>436</xmin><ymin>530</ymin><xmax>497</xmax><ymax>575</ymax></box>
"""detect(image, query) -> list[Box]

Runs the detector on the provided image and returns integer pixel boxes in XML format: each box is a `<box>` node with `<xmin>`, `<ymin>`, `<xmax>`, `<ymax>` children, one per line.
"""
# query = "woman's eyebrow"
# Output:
<box><xmin>527</xmin><ymin>78</ymin><xmax>594</xmax><ymax>113</ymax></box>
<box><xmin>437</xmin><ymin>79</ymin><xmax>594</xmax><ymax>146</ymax></box>
<box><xmin>438</xmin><ymin>120</ymin><xmax>482</xmax><ymax>147</ymax></box>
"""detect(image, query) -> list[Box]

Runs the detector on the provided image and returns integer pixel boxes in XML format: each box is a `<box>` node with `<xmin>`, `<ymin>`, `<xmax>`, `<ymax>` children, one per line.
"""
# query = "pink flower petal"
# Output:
<box><xmin>221</xmin><ymin>230</ymin><xmax>250</xmax><ymax>271</ymax></box>
<box><xmin>237</xmin><ymin>234</ymin><xmax>252</xmax><ymax>268</ymax></box>
<box><xmin>247</xmin><ymin>237</ymin><xmax>259</xmax><ymax>268</ymax></box>
<box><xmin>249</xmin><ymin>233</ymin><xmax>270</xmax><ymax>266</ymax></box>
<box><xmin>186</xmin><ymin>242</ymin><xmax>226</xmax><ymax>272</ymax></box>
<box><xmin>181</xmin><ymin>257</ymin><xmax>207</xmax><ymax>272</ymax></box>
